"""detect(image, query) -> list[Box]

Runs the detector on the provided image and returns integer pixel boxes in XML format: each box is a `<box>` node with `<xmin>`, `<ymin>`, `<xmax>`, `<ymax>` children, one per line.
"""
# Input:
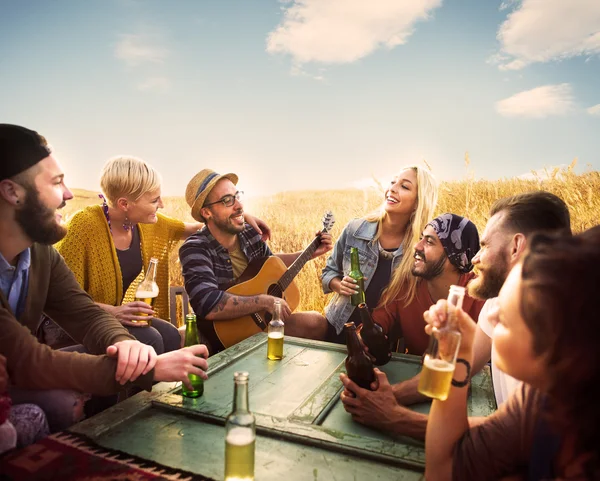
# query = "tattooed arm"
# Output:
<box><xmin>204</xmin><ymin>293</ymin><xmax>289</xmax><ymax>321</ymax></box>
<box><xmin>179</xmin><ymin>237</ymin><xmax>292</xmax><ymax>323</ymax></box>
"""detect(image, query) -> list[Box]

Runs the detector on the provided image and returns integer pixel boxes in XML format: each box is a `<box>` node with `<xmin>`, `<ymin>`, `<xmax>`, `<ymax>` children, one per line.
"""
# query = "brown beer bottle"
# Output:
<box><xmin>344</xmin><ymin>322</ymin><xmax>376</xmax><ymax>390</ymax></box>
<box><xmin>357</xmin><ymin>303</ymin><xmax>391</xmax><ymax>366</ymax></box>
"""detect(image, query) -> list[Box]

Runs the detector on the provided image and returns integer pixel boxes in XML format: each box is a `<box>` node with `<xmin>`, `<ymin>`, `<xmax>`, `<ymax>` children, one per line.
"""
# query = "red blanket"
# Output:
<box><xmin>0</xmin><ymin>431</ymin><xmax>215</xmax><ymax>481</ymax></box>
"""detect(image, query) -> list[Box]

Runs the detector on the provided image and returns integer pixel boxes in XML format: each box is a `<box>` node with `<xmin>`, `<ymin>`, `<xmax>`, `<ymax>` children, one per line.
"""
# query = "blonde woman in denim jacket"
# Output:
<box><xmin>321</xmin><ymin>166</ymin><xmax>438</xmax><ymax>343</ymax></box>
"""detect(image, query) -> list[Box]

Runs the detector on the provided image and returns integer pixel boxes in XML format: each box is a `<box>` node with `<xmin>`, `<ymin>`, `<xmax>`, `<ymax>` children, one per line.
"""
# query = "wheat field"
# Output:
<box><xmin>63</xmin><ymin>164</ymin><xmax>600</xmax><ymax>318</ymax></box>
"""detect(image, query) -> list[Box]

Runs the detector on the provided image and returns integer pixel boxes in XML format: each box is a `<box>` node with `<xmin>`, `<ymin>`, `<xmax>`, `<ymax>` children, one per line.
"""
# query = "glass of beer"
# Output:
<box><xmin>418</xmin><ymin>330</ymin><xmax>461</xmax><ymax>401</ymax></box>
<box><xmin>133</xmin><ymin>257</ymin><xmax>159</xmax><ymax>327</ymax></box>
<box><xmin>417</xmin><ymin>285</ymin><xmax>465</xmax><ymax>401</ymax></box>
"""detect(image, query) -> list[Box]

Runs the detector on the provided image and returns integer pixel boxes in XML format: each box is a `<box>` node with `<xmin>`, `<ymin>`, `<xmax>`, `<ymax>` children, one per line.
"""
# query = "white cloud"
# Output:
<box><xmin>587</xmin><ymin>104</ymin><xmax>600</xmax><ymax>116</ymax></box>
<box><xmin>493</xmin><ymin>0</ymin><xmax>600</xmax><ymax>70</ymax></box>
<box><xmin>495</xmin><ymin>83</ymin><xmax>575</xmax><ymax>118</ymax></box>
<box><xmin>115</xmin><ymin>34</ymin><xmax>168</xmax><ymax>66</ymax></box>
<box><xmin>137</xmin><ymin>77</ymin><xmax>170</xmax><ymax>92</ymax></box>
<box><xmin>266</xmin><ymin>0</ymin><xmax>443</xmax><ymax>64</ymax></box>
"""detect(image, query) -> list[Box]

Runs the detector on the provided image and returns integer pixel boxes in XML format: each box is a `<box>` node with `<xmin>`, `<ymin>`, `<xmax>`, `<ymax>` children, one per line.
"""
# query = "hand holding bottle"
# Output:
<box><xmin>423</xmin><ymin>299</ymin><xmax>477</xmax><ymax>358</ymax></box>
<box><xmin>108</xmin><ymin>302</ymin><xmax>155</xmax><ymax>325</ymax></box>
<box><xmin>418</xmin><ymin>285</ymin><xmax>466</xmax><ymax>401</ymax></box>
<box><xmin>263</xmin><ymin>295</ymin><xmax>292</xmax><ymax>321</ymax></box>
<box><xmin>337</xmin><ymin>275</ymin><xmax>369</xmax><ymax>297</ymax></box>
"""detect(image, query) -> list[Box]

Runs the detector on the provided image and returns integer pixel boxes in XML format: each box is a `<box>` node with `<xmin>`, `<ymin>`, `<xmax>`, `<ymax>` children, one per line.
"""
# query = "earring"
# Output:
<box><xmin>123</xmin><ymin>215</ymin><xmax>133</xmax><ymax>232</ymax></box>
<box><xmin>15</xmin><ymin>199</ymin><xmax>19</xmax><ymax>204</ymax></box>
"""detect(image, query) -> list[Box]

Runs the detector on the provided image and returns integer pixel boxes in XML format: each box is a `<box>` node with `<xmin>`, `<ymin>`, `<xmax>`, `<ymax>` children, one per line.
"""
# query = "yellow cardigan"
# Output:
<box><xmin>56</xmin><ymin>204</ymin><xmax>185</xmax><ymax>322</ymax></box>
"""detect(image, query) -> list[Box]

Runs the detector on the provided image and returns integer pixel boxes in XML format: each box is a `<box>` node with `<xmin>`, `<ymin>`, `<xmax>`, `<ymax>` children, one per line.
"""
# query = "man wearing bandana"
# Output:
<box><xmin>375</xmin><ymin>213</ymin><xmax>483</xmax><ymax>356</ymax></box>
<box><xmin>340</xmin><ymin>213</ymin><xmax>485</xmax><ymax>436</ymax></box>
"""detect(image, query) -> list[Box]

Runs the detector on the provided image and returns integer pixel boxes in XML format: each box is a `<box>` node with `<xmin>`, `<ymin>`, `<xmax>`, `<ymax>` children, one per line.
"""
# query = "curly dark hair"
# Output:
<box><xmin>520</xmin><ymin>225</ymin><xmax>600</xmax><ymax>475</ymax></box>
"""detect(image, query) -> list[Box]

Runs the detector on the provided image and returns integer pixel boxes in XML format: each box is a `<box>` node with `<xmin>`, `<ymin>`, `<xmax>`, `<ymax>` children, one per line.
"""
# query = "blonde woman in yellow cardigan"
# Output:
<box><xmin>55</xmin><ymin>156</ymin><xmax>270</xmax><ymax>355</ymax></box>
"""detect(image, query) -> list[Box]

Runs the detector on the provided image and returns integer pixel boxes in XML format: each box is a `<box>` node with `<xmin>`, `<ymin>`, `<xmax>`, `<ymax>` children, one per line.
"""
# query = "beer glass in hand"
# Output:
<box><xmin>417</xmin><ymin>285</ymin><xmax>465</xmax><ymax>401</ymax></box>
<box><xmin>134</xmin><ymin>257</ymin><xmax>159</xmax><ymax>326</ymax></box>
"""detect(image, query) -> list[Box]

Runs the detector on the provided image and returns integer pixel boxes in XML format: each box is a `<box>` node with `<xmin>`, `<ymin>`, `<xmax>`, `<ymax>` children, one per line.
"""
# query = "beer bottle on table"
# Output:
<box><xmin>344</xmin><ymin>322</ymin><xmax>376</xmax><ymax>390</ymax></box>
<box><xmin>225</xmin><ymin>372</ymin><xmax>256</xmax><ymax>481</ymax></box>
<box><xmin>418</xmin><ymin>285</ymin><xmax>466</xmax><ymax>401</ymax></box>
<box><xmin>181</xmin><ymin>313</ymin><xmax>204</xmax><ymax>398</ymax></box>
<box><xmin>357</xmin><ymin>303</ymin><xmax>391</xmax><ymax>366</ymax></box>
<box><xmin>134</xmin><ymin>257</ymin><xmax>159</xmax><ymax>326</ymax></box>
<box><xmin>349</xmin><ymin>247</ymin><xmax>365</xmax><ymax>307</ymax></box>
<box><xmin>267</xmin><ymin>300</ymin><xmax>284</xmax><ymax>360</ymax></box>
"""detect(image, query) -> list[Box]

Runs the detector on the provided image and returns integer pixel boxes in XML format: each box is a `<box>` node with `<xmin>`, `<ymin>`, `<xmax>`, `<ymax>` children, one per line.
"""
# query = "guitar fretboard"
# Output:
<box><xmin>279</xmin><ymin>234</ymin><xmax>321</xmax><ymax>291</ymax></box>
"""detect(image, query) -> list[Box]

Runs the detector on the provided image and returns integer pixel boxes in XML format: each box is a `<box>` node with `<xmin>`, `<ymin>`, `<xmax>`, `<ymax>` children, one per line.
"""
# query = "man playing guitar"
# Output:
<box><xmin>180</xmin><ymin>169</ymin><xmax>333</xmax><ymax>354</ymax></box>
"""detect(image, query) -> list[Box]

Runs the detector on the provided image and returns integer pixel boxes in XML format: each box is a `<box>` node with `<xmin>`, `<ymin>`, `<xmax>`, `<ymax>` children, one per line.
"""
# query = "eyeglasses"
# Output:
<box><xmin>204</xmin><ymin>191</ymin><xmax>244</xmax><ymax>208</ymax></box>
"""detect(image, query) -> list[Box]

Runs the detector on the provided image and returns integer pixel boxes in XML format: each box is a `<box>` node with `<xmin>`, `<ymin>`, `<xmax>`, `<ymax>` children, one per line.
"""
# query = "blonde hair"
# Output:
<box><xmin>367</xmin><ymin>165</ymin><xmax>438</xmax><ymax>308</ymax></box>
<box><xmin>100</xmin><ymin>156</ymin><xmax>162</xmax><ymax>205</ymax></box>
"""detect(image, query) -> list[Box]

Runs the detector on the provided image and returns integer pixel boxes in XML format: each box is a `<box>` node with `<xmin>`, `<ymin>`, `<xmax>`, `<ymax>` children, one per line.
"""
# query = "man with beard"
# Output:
<box><xmin>368</xmin><ymin>213</ymin><xmax>484</xmax><ymax>356</ymax></box>
<box><xmin>340</xmin><ymin>214</ymin><xmax>484</xmax><ymax>436</ymax></box>
<box><xmin>0</xmin><ymin>124</ymin><xmax>209</xmax><ymax>435</ymax></box>
<box><xmin>340</xmin><ymin>192</ymin><xmax>570</xmax><ymax>440</ymax></box>
<box><xmin>180</xmin><ymin>169</ymin><xmax>333</xmax><ymax>353</ymax></box>
<box><xmin>466</xmin><ymin>191</ymin><xmax>571</xmax><ymax>406</ymax></box>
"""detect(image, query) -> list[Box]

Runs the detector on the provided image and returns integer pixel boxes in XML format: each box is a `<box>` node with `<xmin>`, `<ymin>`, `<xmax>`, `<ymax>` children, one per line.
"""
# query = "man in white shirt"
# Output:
<box><xmin>340</xmin><ymin>191</ymin><xmax>571</xmax><ymax>439</ymax></box>
<box><xmin>466</xmin><ymin>191</ymin><xmax>571</xmax><ymax>406</ymax></box>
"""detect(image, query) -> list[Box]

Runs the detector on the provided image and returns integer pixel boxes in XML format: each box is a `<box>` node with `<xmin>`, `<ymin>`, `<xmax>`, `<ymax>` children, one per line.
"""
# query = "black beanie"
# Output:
<box><xmin>0</xmin><ymin>124</ymin><xmax>51</xmax><ymax>181</ymax></box>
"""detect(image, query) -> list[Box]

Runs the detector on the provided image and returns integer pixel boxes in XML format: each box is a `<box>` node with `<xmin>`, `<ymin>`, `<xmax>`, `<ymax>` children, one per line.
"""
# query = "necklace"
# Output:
<box><xmin>378</xmin><ymin>241</ymin><xmax>396</xmax><ymax>260</ymax></box>
<box><xmin>99</xmin><ymin>194</ymin><xmax>134</xmax><ymax>232</ymax></box>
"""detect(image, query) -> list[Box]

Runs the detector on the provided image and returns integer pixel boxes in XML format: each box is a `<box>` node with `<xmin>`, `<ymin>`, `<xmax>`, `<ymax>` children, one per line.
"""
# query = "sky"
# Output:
<box><xmin>1</xmin><ymin>0</ymin><xmax>599</xmax><ymax>197</ymax></box>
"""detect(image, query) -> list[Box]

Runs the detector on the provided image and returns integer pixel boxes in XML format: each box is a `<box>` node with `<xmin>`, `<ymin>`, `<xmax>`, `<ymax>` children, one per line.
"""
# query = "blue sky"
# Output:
<box><xmin>1</xmin><ymin>0</ymin><xmax>599</xmax><ymax>196</ymax></box>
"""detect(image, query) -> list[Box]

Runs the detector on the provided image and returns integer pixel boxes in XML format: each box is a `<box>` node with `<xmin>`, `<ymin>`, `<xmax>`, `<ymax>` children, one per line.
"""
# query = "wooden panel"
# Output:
<box><xmin>71</xmin><ymin>333</ymin><xmax>496</xmax><ymax>478</ymax></box>
<box><xmin>92</xmin><ymin>409</ymin><xmax>423</xmax><ymax>481</ymax></box>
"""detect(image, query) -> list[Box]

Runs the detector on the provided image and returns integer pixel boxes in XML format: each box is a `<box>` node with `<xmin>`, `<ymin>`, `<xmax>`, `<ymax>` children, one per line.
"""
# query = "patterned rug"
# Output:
<box><xmin>0</xmin><ymin>431</ymin><xmax>215</xmax><ymax>481</ymax></box>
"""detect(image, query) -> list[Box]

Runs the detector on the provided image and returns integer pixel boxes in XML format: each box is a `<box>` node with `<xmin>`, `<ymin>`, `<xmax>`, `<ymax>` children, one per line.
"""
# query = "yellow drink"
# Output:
<box><xmin>133</xmin><ymin>291</ymin><xmax>157</xmax><ymax>325</ymax></box>
<box><xmin>225</xmin><ymin>427</ymin><xmax>255</xmax><ymax>481</ymax></box>
<box><xmin>418</xmin><ymin>356</ymin><xmax>455</xmax><ymax>401</ymax></box>
<box><xmin>267</xmin><ymin>332</ymin><xmax>284</xmax><ymax>360</ymax></box>
<box><xmin>136</xmin><ymin>296</ymin><xmax>156</xmax><ymax>306</ymax></box>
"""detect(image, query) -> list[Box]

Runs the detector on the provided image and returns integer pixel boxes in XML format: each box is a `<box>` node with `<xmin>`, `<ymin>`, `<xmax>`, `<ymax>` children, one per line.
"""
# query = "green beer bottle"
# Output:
<box><xmin>349</xmin><ymin>247</ymin><xmax>365</xmax><ymax>307</ymax></box>
<box><xmin>182</xmin><ymin>313</ymin><xmax>204</xmax><ymax>398</ymax></box>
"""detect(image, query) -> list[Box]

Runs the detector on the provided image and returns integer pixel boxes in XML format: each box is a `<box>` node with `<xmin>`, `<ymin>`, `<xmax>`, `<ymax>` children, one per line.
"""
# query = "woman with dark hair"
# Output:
<box><xmin>424</xmin><ymin>226</ymin><xmax>600</xmax><ymax>480</ymax></box>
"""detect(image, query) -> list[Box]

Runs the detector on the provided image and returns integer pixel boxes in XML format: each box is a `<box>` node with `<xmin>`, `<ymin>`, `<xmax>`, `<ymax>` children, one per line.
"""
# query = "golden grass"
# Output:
<box><xmin>63</xmin><ymin>166</ymin><xmax>600</xmax><ymax>316</ymax></box>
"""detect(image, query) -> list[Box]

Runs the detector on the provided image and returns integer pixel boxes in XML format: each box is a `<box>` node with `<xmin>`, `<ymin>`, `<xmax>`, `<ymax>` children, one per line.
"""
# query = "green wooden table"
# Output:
<box><xmin>71</xmin><ymin>333</ymin><xmax>496</xmax><ymax>480</ymax></box>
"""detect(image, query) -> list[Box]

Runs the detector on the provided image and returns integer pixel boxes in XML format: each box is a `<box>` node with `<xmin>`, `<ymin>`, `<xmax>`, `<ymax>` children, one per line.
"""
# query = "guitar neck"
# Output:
<box><xmin>279</xmin><ymin>234</ymin><xmax>321</xmax><ymax>291</ymax></box>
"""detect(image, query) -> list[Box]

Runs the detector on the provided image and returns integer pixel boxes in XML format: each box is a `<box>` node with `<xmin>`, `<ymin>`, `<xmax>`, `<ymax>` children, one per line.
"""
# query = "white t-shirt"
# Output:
<box><xmin>478</xmin><ymin>298</ymin><xmax>522</xmax><ymax>407</ymax></box>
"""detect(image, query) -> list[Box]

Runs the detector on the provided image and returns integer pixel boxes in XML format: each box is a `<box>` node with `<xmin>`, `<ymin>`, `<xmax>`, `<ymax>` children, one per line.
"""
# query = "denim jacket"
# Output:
<box><xmin>321</xmin><ymin>218</ymin><xmax>404</xmax><ymax>334</ymax></box>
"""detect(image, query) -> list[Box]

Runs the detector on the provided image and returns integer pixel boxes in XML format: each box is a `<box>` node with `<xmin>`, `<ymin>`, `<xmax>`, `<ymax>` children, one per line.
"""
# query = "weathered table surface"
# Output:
<box><xmin>71</xmin><ymin>333</ymin><xmax>496</xmax><ymax>480</ymax></box>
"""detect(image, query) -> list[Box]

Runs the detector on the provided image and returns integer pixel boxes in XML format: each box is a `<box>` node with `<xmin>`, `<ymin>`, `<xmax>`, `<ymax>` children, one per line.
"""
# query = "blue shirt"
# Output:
<box><xmin>0</xmin><ymin>248</ymin><xmax>31</xmax><ymax>318</ymax></box>
<box><xmin>321</xmin><ymin>218</ymin><xmax>404</xmax><ymax>334</ymax></box>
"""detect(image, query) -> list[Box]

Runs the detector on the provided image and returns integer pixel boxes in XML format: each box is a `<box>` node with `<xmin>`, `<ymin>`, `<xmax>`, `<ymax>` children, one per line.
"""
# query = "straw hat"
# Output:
<box><xmin>185</xmin><ymin>169</ymin><xmax>239</xmax><ymax>222</ymax></box>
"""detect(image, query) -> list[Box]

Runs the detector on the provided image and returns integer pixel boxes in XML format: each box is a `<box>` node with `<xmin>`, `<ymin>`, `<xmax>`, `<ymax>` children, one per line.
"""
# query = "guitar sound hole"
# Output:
<box><xmin>267</xmin><ymin>284</ymin><xmax>283</xmax><ymax>299</ymax></box>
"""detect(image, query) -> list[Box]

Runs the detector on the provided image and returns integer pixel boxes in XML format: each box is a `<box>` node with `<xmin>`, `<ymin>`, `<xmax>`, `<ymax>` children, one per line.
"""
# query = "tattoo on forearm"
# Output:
<box><xmin>209</xmin><ymin>293</ymin><xmax>262</xmax><ymax>318</ymax></box>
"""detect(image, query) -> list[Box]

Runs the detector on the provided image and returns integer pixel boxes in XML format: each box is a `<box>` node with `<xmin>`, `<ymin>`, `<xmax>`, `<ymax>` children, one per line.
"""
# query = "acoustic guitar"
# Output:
<box><xmin>213</xmin><ymin>211</ymin><xmax>335</xmax><ymax>348</ymax></box>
